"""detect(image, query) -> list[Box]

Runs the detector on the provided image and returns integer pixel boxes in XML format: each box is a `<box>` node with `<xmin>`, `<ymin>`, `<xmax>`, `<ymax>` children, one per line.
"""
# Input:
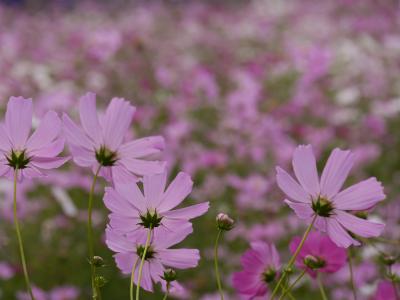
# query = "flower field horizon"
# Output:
<box><xmin>0</xmin><ymin>0</ymin><xmax>399</xmax><ymax>299</ymax></box>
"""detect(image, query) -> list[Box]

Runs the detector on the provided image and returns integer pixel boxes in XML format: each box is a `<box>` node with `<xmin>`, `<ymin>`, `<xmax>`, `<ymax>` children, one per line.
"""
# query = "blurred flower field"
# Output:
<box><xmin>0</xmin><ymin>0</ymin><xmax>399</xmax><ymax>299</ymax></box>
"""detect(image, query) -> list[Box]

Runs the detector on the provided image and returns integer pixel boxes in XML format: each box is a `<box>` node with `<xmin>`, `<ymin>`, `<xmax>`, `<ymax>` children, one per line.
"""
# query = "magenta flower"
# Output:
<box><xmin>105</xmin><ymin>224</ymin><xmax>200</xmax><ymax>292</ymax></box>
<box><xmin>62</xmin><ymin>92</ymin><xmax>165</xmax><ymax>182</ymax></box>
<box><xmin>0</xmin><ymin>97</ymin><xmax>68</xmax><ymax>181</ymax></box>
<box><xmin>232</xmin><ymin>242</ymin><xmax>280</xmax><ymax>299</ymax></box>
<box><xmin>289</xmin><ymin>231</ymin><xmax>347</xmax><ymax>277</ymax></box>
<box><xmin>104</xmin><ymin>169</ymin><xmax>209</xmax><ymax>239</ymax></box>
<box><xmin>276</xmin><ymin>145</ymin><xmax>385</xmax><ymax>248</ymax></box>
<box><xmin>373</xmin><ymin>280</ymin><xmax>397</xmax><ymax>300</ymax></box>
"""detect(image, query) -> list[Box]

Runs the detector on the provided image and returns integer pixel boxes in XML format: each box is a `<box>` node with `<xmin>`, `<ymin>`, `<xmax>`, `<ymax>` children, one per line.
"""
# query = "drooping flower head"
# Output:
<box><xmin>289</xmin><ymin>231</ymin><xmax>347</xmax><ymax>277</ymax></box>
<box><xmin>104</xmin><ymin>169</ymin><xmax>209</xmax><ymax>240</ymax></box>
<box><xmin>62</xmin><ymin>92</ymin><xmax>165</xmax><ymax>182</ymax></box>
<box><xmin>276</xmin><ymin>145</ymin><xmax>385</xmax><ymax>248</ymax></box>
<box><xmin>0</xmin><ymin>97</ymin><xmax>68</xmax><ymax>181</ymax></box>
<box><xmin>105</xmin><ymin>224</ymin><xmax>200</xmax><ymax>292</ymax></box>
<box><xmin>232</xmin><ymin>242</ymin><xmax>280</xmax><ymax>299</ymax></box>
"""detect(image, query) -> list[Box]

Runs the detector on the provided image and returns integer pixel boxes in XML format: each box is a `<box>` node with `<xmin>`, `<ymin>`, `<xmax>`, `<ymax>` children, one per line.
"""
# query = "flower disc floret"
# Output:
<box><xmin>95</xmin><ymin>146</ymin><xmax>118</xmax><ymax>167</ymax></box>
<box><xmin>6</xmin><ymin>150</ymin><xmax>30</xmax><ymax>169</ymax></box>
<box><xmin>312</xmin><ymin>196</ymin><xmax>334</xmax><ymax>217</ymax></box>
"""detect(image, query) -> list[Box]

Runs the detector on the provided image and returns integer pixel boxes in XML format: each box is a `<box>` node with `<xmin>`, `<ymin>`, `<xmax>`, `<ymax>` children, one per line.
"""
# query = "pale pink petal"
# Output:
<box><xmin>149</xmin><ymin>260</ymin><xmax>164</xmax><ymax>284</ymax></box>
<box><xmin>292</xmin><ymin>145</ymin><xmax>320</xmax><ymax>197</ymax></box>
<box><xmin>62</xmin><ymin>114</ymin><xmax>94</xmax><ymax>150</ymax></box>
<box><xmin>5</xmin><ymin>97</ymin><xmax>32</xmax><ymax>149</ymax></box>
<box><xmin>30</xmin><ymin>156</ymin><xmax>69</xmax><ymax>170</ymax></box>
<box><xmin>326</xmin><ymin>218</ymin><xmax>360</xmax><ymax>248</ymax></box>
<box><xmin>29</xmin><ymin>138</ymin><xmax>65</xmax><ymax>157</ymax></box>
<box><xmin>79</xmin><ymin>92</ymin><xmax>102</xmax><ymax>146</ymax></box>
<box><xmin>21</xmin><ymin>166</ymin><xmax>45</xmax><ymax>179</ymax></box>
<box><xmin>314</xmin><ymin>216</ymin><xmax>328</xmax><ymax>232</ymax></box>
<box><xmin>162</xmin><ymin>202</ymin><xmax>209</xmax><ymax>219</ymax></box>
<box><xmin>26</xmin><ymin>111</ymin><xmax>61</xmax><ymax>153</ymax></box>
<box><xmin>0</xmin><ymin>163</ymin><xmax>11</xmax><ymax>177</ymax></box>
<box><xmin>103</xmin><ymin>187</ymin><xmax>141</xmax><ymax>217</ymax></box>
<box><xmin>332</xmin><ymin>178</ymin><xmax>385</xmax><ymax>210</ymax></box>
<box><xmin>119</xmin><ymin>136</ymin><xmax>165</xmax><ymax>159</ymax></box>
<box><xmin>334</xmin><ymin>210</ymin><xmax>385</xmax><ymax>238</ymax></box>
<box><xmin>111</xmin><ymin>165</ymin><xmax>139</xmax><ymax>184</ymax></box>
<box><xmin>68</xmin><ymin>143</ymin><xmax>96</xmax><ymax>167</ymax></box>
<box><xmin>284</xmin><ymin>199</ymin><xmax>314</xmax><ymax>219</ymax></box>
<box><xmin>276</xmin><ymin>167</ymin><xmax>310</xmax><ymax>203</ymax></box>
<box><xmin>105</xmin><ymin>228</ymin><xmax>135</xmax><ymax>253</ymax></box>
<box><xmin>153</xmin><ymin>221</ymin><xmax>193</xmax><ymax>249</ymax></box>
<box><xmin>114</xmin><ymin>252</ymin><xmax>137</xmax><ymax>274</ymax></box>
<box><xmin>119</xmin><ymin>158</ymin><xmax>166</xmax><ymax>177</ymax></box>
<box><xmin>0</xmin><ymin>124</ymin><xmax>11</xmax><ymax>152</ymax></box>
<box><xmin>101</xmin><ymin>98</ymin><xmax>135</xmax><ymax>151</ymax></box>
<box><xmin>157</xmin><ymin>249</ymin><xmax>199</xmax><ymax>269</ymax></box>
<box><xmin>320</xmin><ymin>149</ymin><xmax>354</xmax><ymax>199</ymax></box>
<box><xmin>136</xmin><ymin>262</ymin><xmax>153</xmax><ymax>292</ymax></box>
<box><xmin>109</xmin><ymin>214</ymin><xmax>141</xmax><ymax>234</ymax></box>
<box><xmin>114</xmin><ymin>181</ymin><xmax>146</xmax><ymax>212</ymax></box>
<box><xmin>143</xmin><ymin>172</ymin><xmax>167</xmax><ymax>209</ymax></box>
<box><xmin>157</xmin><ymin>172</ymin><xmax>193</xmax><ymax>212</ymax></box>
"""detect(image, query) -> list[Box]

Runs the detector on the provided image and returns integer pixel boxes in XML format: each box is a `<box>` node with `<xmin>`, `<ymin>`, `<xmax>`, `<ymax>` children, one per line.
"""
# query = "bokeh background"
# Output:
<box><xmin>0</xmin><ymin>0</ymin><xmax>399</xmax><ymax>299</ymax></box>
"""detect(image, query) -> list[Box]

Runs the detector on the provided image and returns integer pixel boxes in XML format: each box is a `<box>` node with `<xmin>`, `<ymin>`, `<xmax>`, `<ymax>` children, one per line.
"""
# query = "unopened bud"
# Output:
<box><xmin>355</xmin><ymin>211</ymin><xmax>368</xmax><ymax>219</ymax></box>
<box><xmin>381</xmin><ymin>255</ymin><xmax>396</xmax><ymax>266</ymax></box>
<box><xmin>92</xmin><ymin>256</ymin><xmax>105</xmax><ymax>267</ymax></box>
<box><xmin>162</xmin><ymin>268</ymin><xmax>177</xmax><ymax>282</ymax></box>
<box><xmin>216</xmin><ymin>213</ymin><xmax>235</xmax><ymax>231</ymax></box>
<box><xmin>304</xmin><ymin>255</ymin><xmax>326</xmax><ymax>270</ymax></box>
<box><xmin>95</xmin><ymin>276</ymin><xmax>107</xmax><ymax>288</ymax></box>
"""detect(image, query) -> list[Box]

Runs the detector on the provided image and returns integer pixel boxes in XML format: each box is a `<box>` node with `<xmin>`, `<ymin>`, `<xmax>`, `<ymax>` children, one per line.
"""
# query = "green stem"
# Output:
<box><xmin>278</xmin><ymin>269</ymin><xmax>307</xmax><ymax>300</ymax></box>
<box><xmin>317</xmin><ymin>273</ymin><xmax>328</xmax><ymax>300</ymax></box>
<box><xmin>214</xmin><ymin>229</ymin><xmax>224</xmax><ymax>300</ymax></box>
<box><xmin>130</xmin><ymin>258</ymin><xmax>139</xmax><ymax>300</ymax></box>
<box><xmin>162</xmin><ymin>282</ymin><xmax>170</xmax><ymax>300</ymax></box>
<box><xmin>136</xmin><ymin>228</ymin><xmax>153</xmax><ymax>300</ymax></box>
<box><xmin>347</xmin><ymin>249</ymin><xmax>357</xmax><ymax>300</ymax></box>
<box><xmin>88</xmin><ymin>166</ymin><xmax>101</xmax><ymax>299</ymax></box>
<box><xmin>269</xmin><ymin>214</ymin><xmax>317</xmax><ymax>300</ymax></box>
<box><xmin>13</xmin><ymin>169</ymin><xmax>35</xmax><ymax>300</ymax></box>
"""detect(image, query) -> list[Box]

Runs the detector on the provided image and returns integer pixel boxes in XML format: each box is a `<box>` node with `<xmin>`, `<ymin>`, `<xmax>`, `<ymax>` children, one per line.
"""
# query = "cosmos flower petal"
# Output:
<box><xmin>332</xmin><ymin>177</ymin><xmax>385</xmax><ymax>210</ymax></box>
<box><xmin>62</xmin><ymin>113</ymin><xmax>94</xmax><ymax>150</ymax></box>
<box><xmin>149</xmin><ymin>260</ymin><xmax>164</xmax><ymax>284</ymax></box>
<box><xmin>135</xmin><ymin>262</ymin><xmax>153</xmax><ymax>292</ymax></box>
<box><xmin>101</xmin><ymin>98</ymin><xmax>135</xmax><ymax>151</ymax></box>
<box><xmin>5</xmin><ymin>97</ymin><xmax>32</xmax><ymax>149</ymax></box>
<box><xmin>114</xmin><ymin>252</ymin><xmax>136</xmax><ymax>275</ymax></box>
<box><xmin>157</xmin><ymin>249</ymin><xmax>200</xmax><ymax>269</ymax></box>
<box><xmin>320</xmin><ymin>148</ymin><xmax>354</xmax><ymax>199</ymax></box>
<box><xmin>79</xmin><ymin>92</ymin><xmax>102</xmax><ymax>146</ymax></box>
<box><xmin>21</xmin><ymin>166</ymin><xmax>45</xmax><ymax>179</ymax></box>
<box><xmin>30</xmin><ymin>137</ymin><xmax>65</xmax><ymax>157</ymax></box>
<box><xmin>26</xmin><ymin>111</ymin><xmax>61</xmax><ymax>153</ymax></box>
<box><xmin>30</xmin><ymin>156</ymin><xmax>69</xmax><ymax>169</ymax></box>
<box><xmin>292</xmin><ymin>145</ymin><xmax>320</xmax><ymax>197</ymax></box>
<box><xmin>119</xmin><ymin>158</ymin><xmax>166</xmax><ymax>178</ymax></box>
<box><xmin>68</xmin><ymin>143</ymin><xmax>96</xmax><ymax>167</ymax></box>
<box><xmin>143</xmin><ymin>172</ymin><xmax>167</xmax><ymax>208</ymax></box>
<box><xmin>162</xmin><ymin>202</ymin><xmax>210</xmax><ymax>219</ymax></box>
<box><xmin>284</xmin><ymin>199</ymin><xmax>314</xmax><ymax>219</ymax></box>
<box><xmin>276</xmin><ymin>167</ymin><xmax>310</xmax><ymax>203</ymax></box>
<box><xmin>113</xmin><ymin>181</ymin><xmax>146</xmax><ymax>212</ymax></box>
<box><xmin>335</xmin><ymin>210</ymin><xmax>385</xmax><ymax>238</ymax></box>
<box><xmin>109</xmin><ymin>214</ymin><xmax>141</xmax><ymax>234</ymax></box>
<box><xmin>0</xmin><ymin>124</ymin><xmax>11</xmax><ymax>152</ymax></box>
<box><xmin>326</xmin><ymin>218</ymin><xmax>360</xmax><ymax>248</ymax></box>
<box><xmin>153</xmin><ymin>221</ymin><xmax>193</xmax><ymax>249</ymax></box>
<box><xmin>119</xmin><ymin>136</ymin><xmax>165</xmax><ymax>159</ymax></box>
<box><xmin>104</xmin><ymin>187</ymin><xmax>141</xmax><ymax>217</ymax></box>
<box><xmin>105</xmin><ymin>227</ymin><xmax>135</xmax><ymax>253</ymax></box>
<box><xmin>157</xmin><ymin>172</ymin><xmax>193</xmax><ymax>212</ymax></box>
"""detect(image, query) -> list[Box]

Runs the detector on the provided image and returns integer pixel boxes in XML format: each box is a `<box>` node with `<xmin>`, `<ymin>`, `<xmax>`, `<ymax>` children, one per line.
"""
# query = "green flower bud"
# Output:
<box><xmin>216</xmin><ymin>213</ymin><xmax>235</xmax><ymax>231</ymax></box>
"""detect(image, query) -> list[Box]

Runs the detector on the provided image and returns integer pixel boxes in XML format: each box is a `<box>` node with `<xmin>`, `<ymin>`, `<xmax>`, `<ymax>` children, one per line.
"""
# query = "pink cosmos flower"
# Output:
<box><xmin>105</xmin><ymin>224</ymin><xmax>200</xmax><ymax>292</ymax></box>
<box><xmin>0</xmin><ymin>97</ymin><xmax>68</xmax><ymax>181</ymax></box>
<box><xmin>232</xmin><ymin>242</ymin><xmax>280</xmax><ymax>299</ymax></box>
<box><xmin>276</xmin><ymin>144</ymin><xmax>385</xmax><ymax>248</ymax></box>
<box><xmin>62</xmin><ymin>92</ymin><xmax>165</xmax><ymax>182</ymax></box>
<box><xmin>104</xmin><ymin>169</ymin><xmax>209</xmax><ymax>239</ymax></box>
<box><xmin>373</xmin><ymin>280</ymin><xmax>397</xmax><ymax>300</ymax></box>
<box><xmin>289</xmin><ymin>231</ymin><xmax>347</xmax><ymax>277</ymax></box>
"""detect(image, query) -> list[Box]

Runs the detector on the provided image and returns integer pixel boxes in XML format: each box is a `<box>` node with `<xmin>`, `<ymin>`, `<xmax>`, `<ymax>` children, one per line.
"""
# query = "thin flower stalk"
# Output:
<box><xmin>135</xmin><ymin>228</ymin><xmax>153</xmax><ymax>300</ymax></box>
<box><xmin>317</xmin><ymin>274</ymin><xmax>328</xmax><ymax>300</ymax></box>
<box><xmin>278</xmin><ymin>269</ymin><xmax>307</xmax><ymax>300</ymax></box>
<box><xmin>269</xmin><ymin>214</ymin><xmax>317</xmax><ymax>299</ymax></box>
<box><xmin>162</xmin><ymin>283</ymin><xmax>170</xmax><ymax>300</ymax></box>
<box><xmin>214</xmin><ymin>229</ymin><xmax>224</xmax><ymax>300</ymax></box>
<box><xmin>13</xmin><ymin>170</ymin><xmax>35</xmax><ymax>300</ymax></box>
<box><xmin>348</xmin><ymin>249</ymin><xmax>357</xmax><ymax>300</ymax></box>
<box><xmin>130</xmin><ymin>258</ymin><xmax>139</xmax><ymax>300</ymax></box>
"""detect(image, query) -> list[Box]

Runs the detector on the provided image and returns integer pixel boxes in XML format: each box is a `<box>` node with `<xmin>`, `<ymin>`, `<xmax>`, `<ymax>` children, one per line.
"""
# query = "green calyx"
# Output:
<box><xmin>136</xmin><ymin>245</ymin><xmax>155</xmax><ymax>260</ymax></box>
<box><xmin>312</xmin><ymin>196</ymin><xmax>334</xmax><ymax>217</ymax></box>
<box><xmin>6</xmin><ymin>149</ymin><xmax>30</xmax><ymax>169</ymax></box>
<box><xmin>303</xmin><ymin>255</ymin><xmax>326</xmax><ymax>270</ymax></box>
<box><xmin>95</xmin><ymin>146</ymin><xmax>117</xmax><ymax>166</ymax></box>
<box><xmin>262</xmin><ymin>268</ymin><xmax>276</xmax><ymax>283</ymax></box>
<box><xmin>162</xmin><ymin>268</ymin><xmax>177</xmax><ymax>282</ymax></box>
<box><xmin>138</xmin><ymin>210</ymin><xmax>163</xmax><ymax>229</ymax></box>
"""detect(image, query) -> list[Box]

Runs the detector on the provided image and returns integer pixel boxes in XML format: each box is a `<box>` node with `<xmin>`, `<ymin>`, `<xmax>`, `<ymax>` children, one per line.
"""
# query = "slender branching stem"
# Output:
<box><xmin>214</xmin><ymin>229</ymin><xmax>224</xmax><ymax>300</ymax></box>
<box><xmin>129</xmin><ymin>258</ymin><xmax>139</xmax><ymax>300</ymax></box>
<box><xmin>317</xmin><ymin>273</ymin><xmax>328</xmax><ymax>300</ymax></box>
<box><xmin>162</xmin><ymin>282</ymin><xmax>170</xmax><ymax>300</ymax></box>
<box><xmin>347</xmin><ymin>249</ymin><xmax>357</xmax><ymax>300</ymax></box>
<box><xmin>278</xmin><ymin>269</ymin><xmax>307</xmax><ymax>300</ymax></box>
<box><xmin>136</xmin><ymin>228</ymin><xmax>153</xmax><ymax>300</ymax></box>
<box><xmin>269</xmin><ymin>214</ymin><xmax>317</xmax><ymax>300</ymax></box>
